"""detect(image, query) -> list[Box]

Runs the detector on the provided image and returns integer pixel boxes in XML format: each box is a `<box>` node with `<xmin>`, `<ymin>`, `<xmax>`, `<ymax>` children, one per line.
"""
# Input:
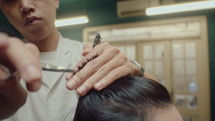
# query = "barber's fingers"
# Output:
<box><xmin>66</xmin><ymin>44</ymin><xmax>110</xmax><ymax>90</ymax></box>
<box><xmin>76</xmin><ymin>52</ymin><xmax>132</xmax><ymax>96</ymax></box>
<box><xmin>2</xmin><ymin>35</ymin><xmax>42</xmax><ymax>91</ymax></box>
<box><xmin>25</xmin><ymin>43</ymin><xmax>40</xmax><ymax>59</ymax></box>
<box><xmin>0</xmin><ymin>33</ymin><xmax>9</xmax><ymax>51</ymax></box>
<box><xmin>66</xmin><ymin>43</ymin><xmax>94</xmax><ymax>80</ymax></box>
<box><xmin>82</xmin><ymin>43</ymin><xmax>92</xmax><ymax>56</ymax></box>
<box><xmin>23</xmin><ymin>43</ymin><xmax>42</xmax><ymax>91</ymax></box>
<box><xmin>66</xmin><ymin>42</ymin><xmax>137</xmax><ymax>96</ymax></box>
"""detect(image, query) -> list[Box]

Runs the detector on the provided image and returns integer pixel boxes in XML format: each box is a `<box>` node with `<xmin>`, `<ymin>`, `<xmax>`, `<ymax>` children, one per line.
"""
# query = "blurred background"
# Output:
<box><xmin>0</xmin><ymin>0</ymin><xmax>214</xmax><ymax>121</ymax></box>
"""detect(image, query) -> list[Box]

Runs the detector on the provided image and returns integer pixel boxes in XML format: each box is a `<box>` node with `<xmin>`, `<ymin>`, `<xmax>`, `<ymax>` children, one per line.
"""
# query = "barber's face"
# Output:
<box><xmin>0</xmin><ymin>0</ymin><xmax>59</xmax><ymax>42</ymax></box>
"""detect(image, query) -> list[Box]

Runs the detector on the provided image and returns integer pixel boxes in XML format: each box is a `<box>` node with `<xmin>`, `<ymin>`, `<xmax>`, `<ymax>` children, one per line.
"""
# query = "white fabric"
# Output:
<box><xmin>2</xmin><ymin>36</ymin><xmax>83</xmax><ymax>121</ymax></box>
<box><xmin>40</xmin><ymin>51</ymin><xmax>56</xmax><ymax>85</ymax></box>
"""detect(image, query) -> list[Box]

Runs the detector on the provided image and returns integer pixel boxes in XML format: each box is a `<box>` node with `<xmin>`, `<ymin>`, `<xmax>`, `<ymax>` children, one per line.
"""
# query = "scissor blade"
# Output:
<box><xmin>42</xmin><ymin>63</ymin><xmax>77</xmax><ymax>72</ymax></box>
<box><xmin>42</xmin><ymin>68</ymin><xmax>77</xmax><ymax>72</ymax></box>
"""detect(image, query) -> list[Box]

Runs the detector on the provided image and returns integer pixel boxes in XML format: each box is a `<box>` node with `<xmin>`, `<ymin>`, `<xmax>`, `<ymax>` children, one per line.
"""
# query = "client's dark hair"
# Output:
<box><xmin>73</xmin><ymin>76</ymin><xmax>172</xmax><ymax>121</ymax></box>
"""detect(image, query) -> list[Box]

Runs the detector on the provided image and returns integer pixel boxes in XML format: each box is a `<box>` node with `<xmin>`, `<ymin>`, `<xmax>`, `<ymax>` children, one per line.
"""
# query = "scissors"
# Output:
<box><xmin>42</xmin><ymin>33</ymin><xmax>102</xmax><ymax>72</ymax></box>
<box><xmin>0</xmin><ymin>33</ymin><xmax>101</xmax><ymax>82</ymax></box>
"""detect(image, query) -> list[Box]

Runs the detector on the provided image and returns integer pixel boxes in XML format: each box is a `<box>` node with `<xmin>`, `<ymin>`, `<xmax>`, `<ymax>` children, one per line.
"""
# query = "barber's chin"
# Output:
<box><xmin>24</xmin><ymin>33</ymin><xmax>44</xmax><ymax>43</ymax></box>
<box><xmin>25</xmin><ymin>26</ymin><xmax>45</xmax><ymax>36</ymax></box>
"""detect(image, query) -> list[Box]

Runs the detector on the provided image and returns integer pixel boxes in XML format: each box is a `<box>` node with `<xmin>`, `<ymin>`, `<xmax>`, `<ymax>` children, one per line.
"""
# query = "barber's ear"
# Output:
<box><xmin>55</xmin><ymin>0</ymin><xmax>59</xmax><ymax>9</ymax></box>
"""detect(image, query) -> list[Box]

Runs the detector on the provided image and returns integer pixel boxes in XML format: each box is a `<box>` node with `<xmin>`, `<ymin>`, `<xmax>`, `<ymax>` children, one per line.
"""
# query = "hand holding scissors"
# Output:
<box><xmin>0</xmin><ymin>33</ymin><xmax>41</xmax><ymax>91</ymax></box>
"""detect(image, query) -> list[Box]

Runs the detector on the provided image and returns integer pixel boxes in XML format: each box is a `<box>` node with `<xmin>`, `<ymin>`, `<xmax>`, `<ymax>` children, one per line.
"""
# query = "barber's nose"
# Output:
<box><xmin>20</xmin><ymin>0</ymin><xmax>34</xmax><ymax>14</ymax></box>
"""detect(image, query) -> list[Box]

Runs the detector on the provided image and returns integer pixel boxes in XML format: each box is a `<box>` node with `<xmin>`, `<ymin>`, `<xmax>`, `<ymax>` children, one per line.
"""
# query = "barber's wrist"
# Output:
<box><xmin>130</xmin><ymin>60</ymin><xmax>145</xmax><ymax>77</ymax></box>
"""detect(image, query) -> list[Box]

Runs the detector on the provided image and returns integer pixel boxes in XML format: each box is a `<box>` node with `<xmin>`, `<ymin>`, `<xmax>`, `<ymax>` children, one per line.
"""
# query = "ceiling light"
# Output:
<box><xmin>146</xmin><ymin>0</ymin><xmax>215</xmax><ymax>16</ymax></box>
<box><xmin>55</xmin><ymin>16</ymin><xmax>89</xmax><ymax>27</ymax></box>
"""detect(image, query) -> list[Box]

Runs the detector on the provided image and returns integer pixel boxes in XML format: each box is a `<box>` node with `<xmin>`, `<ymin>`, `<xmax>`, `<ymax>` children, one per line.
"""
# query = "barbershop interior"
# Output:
<box><xmin>0</xmin><ymin>0</ymin><xmax>215</xmax><ymax>121</ymax></box>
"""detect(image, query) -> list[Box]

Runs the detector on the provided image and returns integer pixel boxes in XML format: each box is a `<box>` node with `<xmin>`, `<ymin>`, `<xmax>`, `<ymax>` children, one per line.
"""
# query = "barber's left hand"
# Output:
<box><xmin>66</xmin><ymin>42</ymin><xmax>140</xmax><ymax>96</ymax></box>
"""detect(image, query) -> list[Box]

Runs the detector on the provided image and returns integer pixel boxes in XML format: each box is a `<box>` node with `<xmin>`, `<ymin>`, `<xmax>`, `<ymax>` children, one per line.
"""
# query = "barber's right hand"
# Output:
<box><xmin>0</xmin><ymin>33</ymin><xmax>42</xmax><ymax>119</ymax></box>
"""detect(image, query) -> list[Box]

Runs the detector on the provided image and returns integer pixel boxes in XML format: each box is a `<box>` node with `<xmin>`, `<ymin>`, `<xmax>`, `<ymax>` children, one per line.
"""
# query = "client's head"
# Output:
<box><xmin>73</xmin><ymin>76</ymin><xmax>183</xmax><ymax>121</ymax></box>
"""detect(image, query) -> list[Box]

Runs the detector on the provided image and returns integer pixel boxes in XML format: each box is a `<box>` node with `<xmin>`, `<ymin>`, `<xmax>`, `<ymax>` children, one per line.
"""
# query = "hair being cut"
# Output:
<box><xmin>73</xmin><ymin>76</ymin><xmax>172</xmax><ymax>121</ymax></box>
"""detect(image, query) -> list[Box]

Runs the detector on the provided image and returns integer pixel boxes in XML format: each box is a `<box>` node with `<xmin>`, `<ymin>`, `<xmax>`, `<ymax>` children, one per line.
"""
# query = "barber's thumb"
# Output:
<box><xmin>0</xmin><ymin>33</ymin><xmax>9</xmax><ymax>51</ymax></box>
<box><xmin>21</xmin><ymin>64</ymin><xmax>42</xmax><ymax>92</ymax></box>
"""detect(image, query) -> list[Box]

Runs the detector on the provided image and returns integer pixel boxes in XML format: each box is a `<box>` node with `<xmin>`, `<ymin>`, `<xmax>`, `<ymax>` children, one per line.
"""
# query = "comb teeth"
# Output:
<box><xmin>92</xmin><ymin>33</ymin><xmax>101</xmax><ymax>48</ymax></box>
<box><xmin>74</xmin><ymin>33</ymin><xmax>101</xmax><ymax>74</ymax></box>
<box><xmin>74</xmin><ymin>54</ymin><xmax>99</xmax><ymax>74</ymax></box>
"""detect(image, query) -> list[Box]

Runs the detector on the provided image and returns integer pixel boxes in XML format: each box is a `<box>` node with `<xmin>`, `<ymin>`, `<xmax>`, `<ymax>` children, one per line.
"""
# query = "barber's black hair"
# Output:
<box><xmin>73</xmin><ymin>76</ymin><xmax>172</xmax><ymax>121</ymax></box>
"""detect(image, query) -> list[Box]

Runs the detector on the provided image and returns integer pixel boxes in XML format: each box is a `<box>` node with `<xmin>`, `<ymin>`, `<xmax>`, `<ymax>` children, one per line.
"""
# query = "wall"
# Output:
<box><xmin>0</xmin><ymin>1</ymin><xmax>214</xmax><ymax>120</ymax></box>
<box><xmin>208</xmin><ymin>13</ymin><xmax>215</xmax><ymax>121</ymax></box>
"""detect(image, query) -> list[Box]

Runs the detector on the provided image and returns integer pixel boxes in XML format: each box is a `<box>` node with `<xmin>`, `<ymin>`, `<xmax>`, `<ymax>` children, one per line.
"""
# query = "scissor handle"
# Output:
<box><xmin>0</xmin><ymin>64</ymin><xmax>18</xmax><ymax>82</ymax></box>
